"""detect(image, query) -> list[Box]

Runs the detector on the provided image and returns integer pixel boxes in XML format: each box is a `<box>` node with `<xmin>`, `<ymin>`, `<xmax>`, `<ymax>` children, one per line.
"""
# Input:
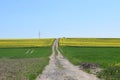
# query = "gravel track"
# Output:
<box><xmin>36</xmin><ymin>39</ymin><xmax>99</xmax><ymax>80</ymax></box>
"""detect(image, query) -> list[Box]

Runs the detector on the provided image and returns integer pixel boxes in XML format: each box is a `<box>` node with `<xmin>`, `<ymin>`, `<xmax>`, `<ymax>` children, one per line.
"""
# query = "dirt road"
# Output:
<box><xmin>36</xmin><ymin>39</ymin><xmax>99</xmax><ymax>80</ymax></box>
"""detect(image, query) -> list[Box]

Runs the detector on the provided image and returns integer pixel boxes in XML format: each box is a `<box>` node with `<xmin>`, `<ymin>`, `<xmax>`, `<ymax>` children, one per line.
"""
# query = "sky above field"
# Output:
<box><xmin>0</xmin><ymin>0</ymin><xmax>120</xmax><ymax>38</ymax></box>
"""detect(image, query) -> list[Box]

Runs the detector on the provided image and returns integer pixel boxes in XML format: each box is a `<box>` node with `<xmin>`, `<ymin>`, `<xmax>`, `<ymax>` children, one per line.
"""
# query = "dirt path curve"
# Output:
<box><xmin>36</xmin><ymin>39</ymin><xmax>100</xmax><ymax>80</ymax></box>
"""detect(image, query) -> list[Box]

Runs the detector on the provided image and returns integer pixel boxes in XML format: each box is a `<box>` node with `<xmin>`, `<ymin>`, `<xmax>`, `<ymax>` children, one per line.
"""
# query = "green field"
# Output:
<box><xmin>60</xmin><ymin>46</ymin><xmax>120</xmax><ymax>68</ymax></box>
<box><xmin>0</xmin><ymin>39</ymin><xmax>54</xmax><ymax>80</ymax></box>
<box><xmin>0</xmin><ymin>47</ymin><xmax>51</xmax><ymax>59</ymax></box>
<box><xmin>60</xmin><ymin>38</ymin><xmax>120</xmax><ymax>80</ymax></box>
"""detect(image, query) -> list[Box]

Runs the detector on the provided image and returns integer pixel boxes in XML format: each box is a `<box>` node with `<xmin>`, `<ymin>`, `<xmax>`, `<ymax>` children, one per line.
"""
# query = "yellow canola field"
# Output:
<box><xmin>60</xmin><ymin>38</ymin><xmax>120</xmax><ymax>47</ymax></box>
<box><xmin>0</xmin><ymin>38</ymin><xmax>54</xmax><ymax>48</ymax></box>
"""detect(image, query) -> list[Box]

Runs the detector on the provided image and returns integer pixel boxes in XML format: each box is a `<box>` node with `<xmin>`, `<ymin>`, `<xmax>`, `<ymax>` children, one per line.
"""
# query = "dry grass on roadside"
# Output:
<box><xmin>0</xmin><ymin>58</ymin><xmax>49</xmax><ymax>80</ymax></box>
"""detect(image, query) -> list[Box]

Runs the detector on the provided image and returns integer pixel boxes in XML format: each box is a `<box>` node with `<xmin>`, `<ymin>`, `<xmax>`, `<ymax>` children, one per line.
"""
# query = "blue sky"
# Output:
<box><xmin>0</xmin><ymin>0</ymin><xmax>120</xmax><ymax>38</ymax></box>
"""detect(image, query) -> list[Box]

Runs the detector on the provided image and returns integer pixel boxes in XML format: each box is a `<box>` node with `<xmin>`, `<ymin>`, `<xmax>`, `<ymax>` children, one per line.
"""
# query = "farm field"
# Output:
<box><xmin>0</xmin><ymin>39</ymin><xmax>54</xmax><ymax>80</ymax></box>
<box><xmin>0</xmin><ymin>47</ymin><xmax>51</xmax><ymax>59</ymax></box>
<box><xmin>0</xmin><ymin>38</ymin><xmax>54</xmax><ymax>48</ymax></box>
<box><xmin>60</xmin><ymin>46</ymin><xmax>120</xmax><ymax>68</ymax></box>
<box><xmin>59</xmin><ymin>38</ymin><xmax>120</xmax><ymax>80</ymax></box>
<box><xmin>60</xmin><ymin>38</ymin><xmax>120</xmax><ymax>47</ymax></box>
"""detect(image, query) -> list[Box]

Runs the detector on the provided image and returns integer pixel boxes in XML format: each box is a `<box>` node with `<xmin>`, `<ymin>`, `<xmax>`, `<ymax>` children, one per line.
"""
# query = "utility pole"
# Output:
<box><xmin>39</xmin><ymin>31</ymin><xmax>40</xmax><ymax>38</ymax></box>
